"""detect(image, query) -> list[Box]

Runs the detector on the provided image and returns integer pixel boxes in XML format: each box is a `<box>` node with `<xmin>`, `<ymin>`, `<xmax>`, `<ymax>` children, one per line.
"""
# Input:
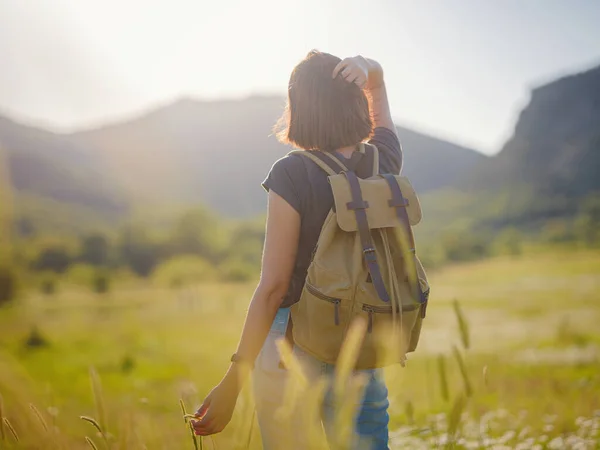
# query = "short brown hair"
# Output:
<box><xmin>275</xmin><ymin>50</ymin><xmax>373</xmax><ymax>152</ymax></box>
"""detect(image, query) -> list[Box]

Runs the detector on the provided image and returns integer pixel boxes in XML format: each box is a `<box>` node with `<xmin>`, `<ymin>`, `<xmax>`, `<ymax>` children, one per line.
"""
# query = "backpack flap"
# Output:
<box><xmin>330</xmin><ymin>174</ymin><xmax>422</xmax><ymax>232</ymax></box>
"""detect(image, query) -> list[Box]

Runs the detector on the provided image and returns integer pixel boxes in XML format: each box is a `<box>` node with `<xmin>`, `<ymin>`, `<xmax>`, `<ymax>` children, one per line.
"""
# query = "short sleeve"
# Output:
<box><xmin>369</xmin><ymin>127</ymin><xmax>403</xmax><ymax>174</ymax></box>
<box><xmin>262</xmin><ymin>155</ymin><xmax>304</xmax><ymax>214</ymax></box>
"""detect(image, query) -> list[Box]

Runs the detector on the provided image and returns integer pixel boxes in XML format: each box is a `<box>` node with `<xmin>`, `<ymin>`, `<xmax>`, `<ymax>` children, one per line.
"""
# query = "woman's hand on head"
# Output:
<box><xmin>333</xmin><ymin>56</ymin><xmax>383</xmax><ymax>90</ymax></box>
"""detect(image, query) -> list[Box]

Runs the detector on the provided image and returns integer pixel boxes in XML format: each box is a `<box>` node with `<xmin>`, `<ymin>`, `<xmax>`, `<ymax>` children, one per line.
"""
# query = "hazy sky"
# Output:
<box><xmin>1</xmin><ymin>0</ymin><xmax>599</xmax><ymax>154</ymax></box>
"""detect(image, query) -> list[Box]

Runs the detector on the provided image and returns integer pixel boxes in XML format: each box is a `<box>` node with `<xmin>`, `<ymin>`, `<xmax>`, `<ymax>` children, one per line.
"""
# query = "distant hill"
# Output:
<box><xmin>0</xmin><ymin>116</ymin><xmax>127</xmax><ymax>233</ymax></box>
<box><xmin>2</xmin><ymin>62</ymin><xmax>597</xmax><ymax>236</ymax></box>
<box><xmin>69</xmin><ymin>96</ymin><xmax>485</xmax><ymax>217</ymax></box>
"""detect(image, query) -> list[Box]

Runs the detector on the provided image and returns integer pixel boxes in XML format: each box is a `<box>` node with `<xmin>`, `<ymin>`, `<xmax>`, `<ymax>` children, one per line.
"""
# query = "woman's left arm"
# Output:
<box><xmin>192</xmin><ymin>190</ymin><xmax>300</xmax><ymax>436</ymax></box>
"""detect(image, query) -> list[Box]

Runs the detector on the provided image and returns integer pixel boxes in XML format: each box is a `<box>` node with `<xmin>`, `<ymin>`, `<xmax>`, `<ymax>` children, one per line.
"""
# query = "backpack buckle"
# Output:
<box><xmin>363</xmin><ymin>247</ymin><xmax>377</xmax><ymax>263</ymax></box>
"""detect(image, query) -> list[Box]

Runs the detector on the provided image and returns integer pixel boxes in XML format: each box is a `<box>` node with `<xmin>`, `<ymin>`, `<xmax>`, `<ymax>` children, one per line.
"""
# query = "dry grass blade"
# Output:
<box><xmin>275</xmin><ymin>338</ymin><xmax>307</xmax><ymax>386</ymax></box>
<box><xmin>30</xmin><ymin>403</ymin><xmax>49</xmax><ymax>432</ymax></box>
<box><xmin>0</xmin><ymin>392</ymin><xmax>5</xmax><ymax>441</ymax></box>
<box><xmin>334</xmin><ymin>317</ymin><xmax>367</xmax><ymax>400</ymax></box>
<box><xmin>437</xmin><ymin>354</ymin><xmax>449</xmax><ymax>402</ymax></box>
<box><xmin>302</xmin><ymin>377</ymin><xmax>328</xmax><ymax>450</ymax></box>
<box><xmin>445</xmin><ymin>394</ymin><xmax>467</xmax><ymax>449</ymax></box>
<box><xmin>273</xmin><ymin>338</ymin><xmax>306</xmax><ymax>448</ymax></box>
<box><xmin>180</xmin><ymin>399</ymin><xmax>189</xmax><ymax>422</ymax></box>
<box><xmin>482</xmin><ymin>365</ymin><xmax>489</xmax><ymax>389</ymax></box>
<box><xmin>180</xmin><ymin>398</ymin><xmax>201</xmax><ymax>450</ymax></box>
<box><xmin>332</xmin><ymin>373</ymin><xmax>368</xmax><ymax>450</ymax></box>
<box><xmin>3</xmin><ymin>417</ymin><xmax>18</xmax><ymax>442</ymax></box>
<box><xmin>405</xmin><ymin>400</ymin><xmax>415</xmax><ymax>425</ymax></box>
<box><xmin>188</xmin><ymin>422</ymin><xmax>200</xmax><ymax>450</ymax></box>
<box><xmin>452</xmin><ymin>299</ymin><xmax>470</xmax><ymax>350</ymax></box>
<box><xmin>89</xmin><ymin>368</ymin><xmax>107</xmax><ymax>433</ymax></box>
<box><xmin>80</xmin><ymin>415</ymin><xmax>103</xmax><ymax>435</ymax></box>
<box><xmin>452</xmin><ymin>346</ymin><xmax>473</xmax><ymax>397</ymax></box>
<box><xmin>85</xmin><ymin>436</ymin><xmax>100</xmax><ymax>450</ymax></box>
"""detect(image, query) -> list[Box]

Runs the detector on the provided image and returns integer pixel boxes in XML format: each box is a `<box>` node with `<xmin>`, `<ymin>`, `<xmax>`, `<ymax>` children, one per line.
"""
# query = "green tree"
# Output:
<box><xmin>170</xmin><ymin>208</ymin><xmax>228</xmax><ymax>262</ymax></box>
<box><xmin>117</xmin><ymin>225</ymin><xmax>161</xmax><ymax>277</ymax></box>
<box><xmin>575</xmin><ymin>194</ymin><xmax>600</xmax><ymax>246</ymax></box>
<box><xmin>33</xmin><ymin>245</ymin><xmax>72</xmax><ymax>273</ymax></box>
<box><xmin>79</xmin><ymin>233</ymin><xmax>110</xmax><ymax>266</ymax></box>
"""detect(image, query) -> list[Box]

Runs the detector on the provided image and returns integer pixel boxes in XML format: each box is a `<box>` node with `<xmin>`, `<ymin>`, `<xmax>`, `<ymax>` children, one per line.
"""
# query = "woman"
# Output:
<box><xmin>192</xmin><ymin>50</ymin><xmax>402</xmax><ymax>449</ymax></box>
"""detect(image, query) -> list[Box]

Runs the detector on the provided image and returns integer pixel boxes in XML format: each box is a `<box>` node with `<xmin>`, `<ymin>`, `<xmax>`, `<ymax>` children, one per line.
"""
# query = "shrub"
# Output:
<box><xmin>152</xmin><ymin>255</ymin><xmax>217</xmax><ymax>286</ymax></box>
<box><xmin>40</xmin><ymin>278</ymin><xmax>57</xmax><ymax>296</ymax></box>
<box><xmin>219</xmin><ymin>258</ymin><xmax>258</xmax><ymax>283</ymax></box>
<box><xmin>24</xmin><ymin>326</ymin><xmax>49</xmax><ymax>349</ymax></box>
<box><xmin>92</xmin><ymin>273</ymin><xmax>110</xmax><ymax>294</ymax></box>
<box><xmin>65</xmin><ymin>263</ymin><xmax>96</xmax><ymax>286</ymax></box>
<box><xmin>0</xmin><ymin>265</ymin><xmax>17</xmax><ymax>306</ymax></box>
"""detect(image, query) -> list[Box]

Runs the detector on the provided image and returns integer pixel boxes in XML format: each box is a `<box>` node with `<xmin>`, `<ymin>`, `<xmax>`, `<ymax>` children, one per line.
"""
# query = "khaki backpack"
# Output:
<box><xmin>289</xmin><ymin>143</ymin><xmax>430</xmax><ymax>370</ymax></box>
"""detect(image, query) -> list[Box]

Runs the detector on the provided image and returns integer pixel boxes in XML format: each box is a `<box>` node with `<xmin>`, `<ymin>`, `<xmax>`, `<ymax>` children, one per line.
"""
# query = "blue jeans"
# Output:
<box><xmin>252</xmin><ymin>308</ymin><xmax>390</xmax><ymax>450</ymax></box>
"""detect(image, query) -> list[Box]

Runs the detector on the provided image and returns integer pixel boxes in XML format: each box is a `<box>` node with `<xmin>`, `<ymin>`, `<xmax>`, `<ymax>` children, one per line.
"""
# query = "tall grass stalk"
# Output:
<box><xmin>0</xmin><ymin>392</ymin><xmax>5</xmax><ymax>441</ymax></box>
<box><xmin>85</xmin><ymin>436</ymin><xmax>99</xmax><ymax>450</ymax></box>
<box><xmin>452</xmin><ymin>346</ymin><xmax>473</xmax><ymax>397</ymax></box>
<box><xmin>333</xmin><ymin>318</ymin><xmax>367</xmax><ymax>400</ymax></box>
<box><xmin>437</xmin><ymin>354</ymin><xmax>450</xmax><ymax>402</ymax></box>
<box><xmin>2</xmin><ymin>417</ymin><xmax>18</xmax><ymax>442</ymax></box>
<box><xmin>180</xmin><ymin>398</ymin><xmax>201</xmax><ymax>450</ymax></box>
<box><xmin>332</xmin><ymin>319</ymin><xmax>368</xmax><ymax>450</ymax></box>
<box><xmin>452</xmin><ymin>299</ymin><xmax>470</xmax><ymax>350</ymax></box>
<box><xmin>89</xmin><ymin>368</ymin><xmax>107</xmax><ymax>434</ymax></box>
<box><xmin>274</xmin><ymin>338</ymin><xmax>306</xmax><ymax>448</ymax></box>
<box><xmin>445</xmin><ymin>395</ymin><xmax>467</xmax><ymax>449</ymax></box>
<box><xmin>302</xmin><ymin>377</ymin><xmax>328</xmax><ymax>450</ymax></box>
<box><xmin>29</xmin><ymin>403</ymin><xmax>49</xmax><ymax>432</ymax></box>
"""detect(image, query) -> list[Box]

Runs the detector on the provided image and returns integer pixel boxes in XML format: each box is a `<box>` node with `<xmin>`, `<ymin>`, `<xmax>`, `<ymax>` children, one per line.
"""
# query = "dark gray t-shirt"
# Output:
<box><xmin>262</xmin><ymin>127</ymin><xmax>403</xmax><ymax>308</ymax></box>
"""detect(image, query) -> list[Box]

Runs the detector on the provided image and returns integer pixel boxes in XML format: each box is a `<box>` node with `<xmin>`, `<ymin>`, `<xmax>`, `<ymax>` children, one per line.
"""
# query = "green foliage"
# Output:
<box><xmin>152</xmin><ymin>255</ymin><xmax>217</xmax><ymax>286</ymax></box>
<box><xmin>117</xmin><ymin>225</ymin><xmax>161</xmax><ymax>277</ymax></box>
<box><xmin>40</xmin><ymin>278</ymin><xmax>56</xmax><ymax>296</ymax></box>
<box><xmin>170</xmin><ymin>208</ymin><xmax>228</xmax><ymax>261</ymax></box>
<box><xmin>92</xmin><ymin>273</ymin><xmax>110</xmax><ymax>294</ymax></box>
<box><xmin>32</xmin><ymin>244</ymin><xmax>72</xmax><ymax>273</ymax></box>
<box><xmin>66</xmin><ymin>264</ymin><xmax>97</xmax><ymax>285</ymax></box>
<box><xmin>218</xmin><ymin>258</ymin><xmax>258</xmax><ymax>283</ymax></box>
<box><xmin>23</xmin><ymin>326</ymin><xmax>49</xmax><ymax>349</ymax></box>
<box><xmin>491</xmin><ymin>227</ymin><xmax>522</xmax><ymax>256</ymax></box>
<box><xmin>441</xmin><ymin>232</ymin><xmax>490</xmax><ymax>263</ymax></box>
<box><xmin>79</xmin><ymin>233</ymin><xmax>110</xmax><ymax>266</ymax></box>
<box><xmin>0</xmin><ymin>265</ymin><xmax>17</xmax><ymax>306</ymax></box>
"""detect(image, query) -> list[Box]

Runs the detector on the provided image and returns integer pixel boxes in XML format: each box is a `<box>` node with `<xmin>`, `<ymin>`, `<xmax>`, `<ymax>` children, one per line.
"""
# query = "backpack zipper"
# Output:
<box><xmin>362</xmin><ymin>305</ymin><xmax>392</xmax><ymax>333</ymax></box>
<box><xmin>361</xmin><ymin>303</ymin><xmax>420</xmax><ymax>333</ymax></box>
<box><xmin>305</xmin><ymin>283</ymin><xmax>341</xmax><ymax>326</ymax></box>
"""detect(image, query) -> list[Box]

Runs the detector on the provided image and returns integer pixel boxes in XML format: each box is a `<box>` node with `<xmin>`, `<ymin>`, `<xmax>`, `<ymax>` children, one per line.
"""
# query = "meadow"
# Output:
<box><xmin>1</xmin><ymin>248</ymin><xmax>599</xmax><ymax>449</ymax></box>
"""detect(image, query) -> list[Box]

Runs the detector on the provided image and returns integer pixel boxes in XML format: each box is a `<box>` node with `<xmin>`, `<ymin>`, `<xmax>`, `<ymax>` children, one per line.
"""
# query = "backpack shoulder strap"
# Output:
<box><xmin>381</xmin><ymin>173</ymin><xmax>428</xmax><ymax>317</ymax></box>
<box><xmin>344</xmin><ymin>170</ymin><xmax>390</xmax><ymax>303</ymax></box>
<box><xmin>361</xmin><ymin>143</ymin><xmax>380</xmax><ymax>177</ymax></box>
<box><xmin>288</xmin><ymin>150</ymin><xmax>347</xmax><ymax>176</ymax></box>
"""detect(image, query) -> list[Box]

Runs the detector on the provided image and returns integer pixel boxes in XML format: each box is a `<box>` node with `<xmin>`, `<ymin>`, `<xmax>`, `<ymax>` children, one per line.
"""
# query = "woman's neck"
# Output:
<box><xmin>336</xmin><ymin>144</ymin><xmax>356</xmax><ymax>159</ymax></box>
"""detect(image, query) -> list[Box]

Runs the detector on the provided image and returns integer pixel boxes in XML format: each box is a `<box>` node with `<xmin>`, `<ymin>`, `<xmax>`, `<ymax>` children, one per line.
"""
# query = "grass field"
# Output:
<box><xmin>1</xmin><ymin>249</ymin><xmax>599</xmax><ymax>449</ymax></box>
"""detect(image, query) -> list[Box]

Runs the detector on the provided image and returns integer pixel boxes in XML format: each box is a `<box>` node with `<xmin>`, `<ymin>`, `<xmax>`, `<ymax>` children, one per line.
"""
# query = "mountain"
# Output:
<box><xmin>466</xmin><ymin>64</ymin><xmax>600</xmax><ymax>196</ymax></box>
<box><xmin>69</xmin><ymin>96</ymin><xmax>485</xmax><ymax>217</ymax></box>
<box><xmin>5</xmin><ymin>60</ymin><xmax>596</xmax><ymax>235</ymax></box>
<box><xmin>424</xmin><ymin>63</ymin><xmax>600</xmax><ymax>233</ymax></box>
<box><xmin>0</xmin><ymin>115</ymin><xmax>127</xmax><ymax>233</ymax></box>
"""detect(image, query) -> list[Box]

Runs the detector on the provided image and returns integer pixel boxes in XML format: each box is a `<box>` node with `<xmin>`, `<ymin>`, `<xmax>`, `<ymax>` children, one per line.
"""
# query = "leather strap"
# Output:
<box><xmin>318</xmin><ymin>151</ymin><xmax>349</xmax><ymax>173</ymax></box>
<box><xmin>381</xmin><ymin>174</ymin><xmax>428</xmax><ymax>317</ymax></box>
<box><xmin>365</xmin><ymin>143</ymin><xmax>380</xmax><ymax>177</ymax></box>
<box><xmin>288</xmin><ymin>150</ymin><xmax>338</xmax><ymax>176</ymax></box>
<box><xmin>344</xmin><ymin>171</ymin><xmax>390</xmax><ymax>303</ymax></box>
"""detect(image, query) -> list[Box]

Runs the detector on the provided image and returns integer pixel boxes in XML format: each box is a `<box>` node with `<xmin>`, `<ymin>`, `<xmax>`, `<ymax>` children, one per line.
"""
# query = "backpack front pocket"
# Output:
<box><xmin>291</xmin><ymin>281</ymin><xmax>351</xmax><ymax>365</ymax></box>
